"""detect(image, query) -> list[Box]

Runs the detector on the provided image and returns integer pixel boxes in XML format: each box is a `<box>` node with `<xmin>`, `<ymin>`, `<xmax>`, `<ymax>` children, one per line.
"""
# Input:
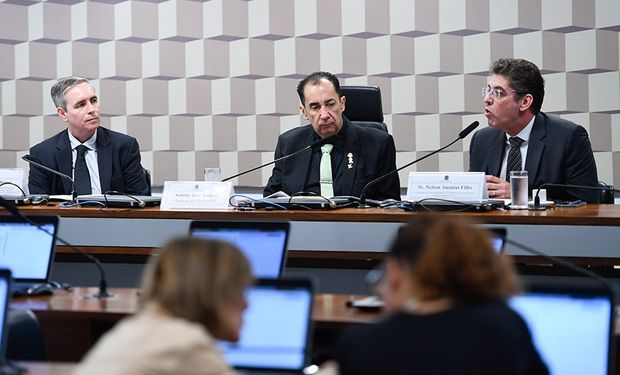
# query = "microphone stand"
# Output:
<box><xmin>221</xmin><ymin>135</ymin><xmax>337</xmax><ymax>182</ymax></box>
<box><xmin>0</xmin><ymin>197</ymin><xmax>112</xmax><ymax>299</ymax></box>
<box><xmin>22</xmin><ymin>155</ymin><xmax>78</xmax><ymax>201</ymax></box>
<box><xmin>358</xmin><ymin>121</ymin><xmax>480</xmax><ymax>208</ymax></box>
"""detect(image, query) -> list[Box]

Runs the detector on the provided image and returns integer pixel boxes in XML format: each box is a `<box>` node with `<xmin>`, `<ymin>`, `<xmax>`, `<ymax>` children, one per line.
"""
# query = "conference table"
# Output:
<box><xmin>10</xmin><ymin>203</ymin><xmax>620</xmax><ymax>267</ymax></box>
<box><xmin>11</xmin><ymin>287</ymin><xmax>379</xmax><ymax>362</ymax></box>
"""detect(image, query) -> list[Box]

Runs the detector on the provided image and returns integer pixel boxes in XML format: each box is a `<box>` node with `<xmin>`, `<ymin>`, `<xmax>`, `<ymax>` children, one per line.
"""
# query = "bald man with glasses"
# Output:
<box><xmin>469</xmin><ymin>58</ymin><xmax>599</xmax><ymax>203</ymax></box>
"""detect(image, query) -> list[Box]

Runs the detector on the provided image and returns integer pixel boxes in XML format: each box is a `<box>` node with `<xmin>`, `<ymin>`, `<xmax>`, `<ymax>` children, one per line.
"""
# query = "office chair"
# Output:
<box><xmin>598</xmin><ymin>181</ymin><xmax>614</xmax><ymax>204</ymax></box>
<box><xmin>143</xmin><ymin>168</ymin><xmax>152</xmax><ymax>196</ymax></box>
<box><xmin>340</xmin><ymin>86</ymin><xmax>388</xmax><ymax>133</ymax></box>
<box><xmin>6</xmin><ymin>309</ymin><xmax>46</xmax><ymax>361</ymax></box>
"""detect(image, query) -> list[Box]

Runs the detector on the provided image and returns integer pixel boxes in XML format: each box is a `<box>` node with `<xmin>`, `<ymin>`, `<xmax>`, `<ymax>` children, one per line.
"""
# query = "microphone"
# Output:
<box><xmin>0</xmin><ymin>196</ymin><xmax>113</xmax><ymax>299</ymax></box>
<box><xmin>221</xmin><ymin>134</ymin><xmax>337</xmax><ymax>182</ymax></box>
<box><xmin>358</xmin><ymin>121</ymin><xmax>480</xmax><ymax>207</ymax></box>
<box><xmin>531</xmin><ymin>182</ymin><xmax>619</xmax><ymax>210</ymax></box>
<box><xmin>22</xmin><ymin>154</ymin><xmax>77</xmax><ymax>200</ymax></box>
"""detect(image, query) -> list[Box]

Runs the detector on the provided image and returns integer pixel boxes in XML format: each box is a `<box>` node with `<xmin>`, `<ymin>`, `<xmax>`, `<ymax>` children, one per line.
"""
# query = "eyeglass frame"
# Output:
<box><xmin>481</xmin><ymin>87</ymin><xmax>525</xmax><ymax>100</ymax></box>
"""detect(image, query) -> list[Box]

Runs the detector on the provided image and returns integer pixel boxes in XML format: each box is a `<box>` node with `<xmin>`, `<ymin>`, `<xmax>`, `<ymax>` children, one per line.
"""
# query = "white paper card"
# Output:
<box><xmin>406</xmin><ymin>172</ymin><xmax>486</xmax><ymax>202</ymax></box>
<box><xmin>161</xmin><ymin>181</ymin><xmax>235</xmax><ymax>210</ymax></box>
<box><xmin>0</xmin><ymin>168</ymin><xmax>26</xmax><ymax>195</ymax></box>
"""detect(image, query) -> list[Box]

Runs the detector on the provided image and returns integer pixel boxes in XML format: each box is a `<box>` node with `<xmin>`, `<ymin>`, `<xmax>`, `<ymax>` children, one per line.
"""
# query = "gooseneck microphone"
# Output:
<box><xmin>531</xmin><ymin>182</ymin><xmax>619</xmax><ymax>210</ymax></box>
<box><xmin>221</xmin><ymin>134</ymin><xmax>337</xmax><ymax>182</ymax></box>
<box><xmin>358</xmin><ymin>121</ymin><xmax>480</xmax><ymax>207</ymax></box>
<box><xmin>0</xmin><ymin>196</ymin><xmax>112</xmax><ymax>299</ymax></box>
<box><xmin>22</xmin><ymin>154</ymin><xmax>77</xmax><ymax>200</ymax></box>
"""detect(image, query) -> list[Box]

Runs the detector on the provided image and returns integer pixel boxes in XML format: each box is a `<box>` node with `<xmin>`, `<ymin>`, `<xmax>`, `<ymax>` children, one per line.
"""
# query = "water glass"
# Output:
<box><xmin>204</xmin><ymin>168</ymin><xmax>221</xmax><ymax>182</ymax></box>
<box><xmin>510</xmin><ymin>170</ymin><xmax>528</xmax><ymax>209</ymax></box>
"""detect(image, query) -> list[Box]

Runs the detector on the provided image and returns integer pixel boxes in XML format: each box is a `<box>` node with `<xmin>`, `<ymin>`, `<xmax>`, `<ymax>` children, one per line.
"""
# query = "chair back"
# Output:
<box><xmin>598</xmin><ymin>181</ymin><xmax>614</xmax><ymax>204</ymax></box>
<box><xmin>143</xmin><ymin>168</ymin><xmax>152</xmax><ymax>196</ymax></box>
<box><xmin>340</xmin><ymin>86</ymin><xmax>388</xmax><ymax>132</ymax></box>
<box><xmin>6</xmin><ymin>309</ymin><xmax>46</xmax><ymax>361</ymax></box>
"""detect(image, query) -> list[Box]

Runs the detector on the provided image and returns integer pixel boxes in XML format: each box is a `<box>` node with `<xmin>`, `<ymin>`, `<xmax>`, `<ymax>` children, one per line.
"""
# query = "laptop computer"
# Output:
<box><xmin>218</xmin><ymin>278</ymin><xmax>314</xmax><ymax>374</ymax></box>
<box><xmin>0</xmin><ymin>215</ymin><xmax>59</xmax><ymax>295</ymax></box>
<box><xmin>0</xmin><ymin>269</ymin><xmax>21</xmax><ymax>374</ymax></box>
<box><xmin>509</xmin><ymin>279</ymin><xmax>615</xmax><ymax>375</ymax></box>
<box><xmin>190</xmin><ymin>221</ymin><xmax>289</xmax><ymax>278</ymax></box>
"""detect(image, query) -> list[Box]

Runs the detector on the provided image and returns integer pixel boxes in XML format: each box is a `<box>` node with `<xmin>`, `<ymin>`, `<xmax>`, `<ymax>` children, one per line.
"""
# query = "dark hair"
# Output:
<box><xmin>389</xmin><ymin>215</ymin><xmax>519</xmax><ymax>302</ymax></box>
<box><xmin>296</xmin><ymin>71</ymin><xmax>342</xmax><ymax>105</ymax></box>
<box><xmin>491</xmin><ymin>58</ymin><xmax>545</xmax><ymax>114</ymax></box>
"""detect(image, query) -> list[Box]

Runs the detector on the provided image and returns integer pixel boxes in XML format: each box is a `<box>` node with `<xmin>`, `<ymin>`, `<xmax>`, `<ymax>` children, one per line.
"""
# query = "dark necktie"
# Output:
<box><xmin>506</xmin><ymin>137</ymin><xmax>524</xmax><ymax>182</ymax></box>
<box><xmin>74</xmin><ymin>145</ymin><xmax>92</xmax><ymax>195</ymax></box>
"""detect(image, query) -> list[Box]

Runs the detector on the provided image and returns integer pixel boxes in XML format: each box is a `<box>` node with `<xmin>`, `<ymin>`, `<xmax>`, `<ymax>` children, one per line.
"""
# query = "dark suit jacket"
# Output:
<box><xmin>264</xmin><ymin>119</ymin><xmax>401</xmax><ymax>200</ymax></box>
<box><xmin>28</xmin><ymin>127</ymin><xmax>149</xmax><ymax>196</ymax></box>
<box><xmin>469</xmin><ymin>112</ymin><xmax>599</xmax><ymax>203</ymax></box>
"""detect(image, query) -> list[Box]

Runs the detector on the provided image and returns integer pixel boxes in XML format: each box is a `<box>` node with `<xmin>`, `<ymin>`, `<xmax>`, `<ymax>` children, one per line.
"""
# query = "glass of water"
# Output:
<box><xmin>204</xmin><ymin>168</ymin><xmax>221</xmax><ymax>182</ymax></box>
<box><xmin>510</xmin><ymin>170</ymin><xmax>528</xmax><ymax>209</ymax></box>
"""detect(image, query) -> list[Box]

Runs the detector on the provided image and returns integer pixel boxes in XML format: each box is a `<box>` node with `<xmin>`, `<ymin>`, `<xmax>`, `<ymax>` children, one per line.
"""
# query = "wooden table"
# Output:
<box><xmin>10</xmin><ymin>287</ymin><xmax>381</xmax><ymax>362</ymax></box>
<box><xmin>10</xmin><ymin>204</ymin><xmax>620</xmax><ymax>267</ymax></box>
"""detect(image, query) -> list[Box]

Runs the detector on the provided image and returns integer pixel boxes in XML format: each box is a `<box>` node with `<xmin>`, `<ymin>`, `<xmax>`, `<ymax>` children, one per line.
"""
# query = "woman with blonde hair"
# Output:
<box><xmin>75</xmin><ymin>237</ymin><xmax>253</xmax><ymax>375</ymax></box>
<box><xmin>324</xmin><ymin>215</ymin><xmax>548</xmax><ymax>375</ymax></box>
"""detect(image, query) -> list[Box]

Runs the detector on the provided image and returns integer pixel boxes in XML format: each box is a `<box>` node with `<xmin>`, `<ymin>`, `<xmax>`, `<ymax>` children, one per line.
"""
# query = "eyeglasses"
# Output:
<box><xmin>481</xmin><ymin>87</ymin><xmax>519</xmax><ymax>100</ymax></box>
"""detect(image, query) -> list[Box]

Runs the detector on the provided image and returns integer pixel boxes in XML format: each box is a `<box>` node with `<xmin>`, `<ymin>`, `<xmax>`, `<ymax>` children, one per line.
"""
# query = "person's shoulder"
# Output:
<box><xmin>98</xmin><ymin>126</ymin><xmax>138</xmax><ymax>143</ymax></box>
<box><xmin>30</xmin><ymin>129</ymin><xmax>67</xmax><ymax>151</ymax></box>
<box><xmin>278</xmin><ymin>124</ymin><xmax>314</xmax><ymax>140</ymax></box>
<box><xmin>539</xmin><ymin>112</ymin><xmax>586</xmax><ymax>133</ymax></box>
<box><xmin>348</xmin><ymin>121</ymin><xmax>391</xmax><ymax>140</ymax></box>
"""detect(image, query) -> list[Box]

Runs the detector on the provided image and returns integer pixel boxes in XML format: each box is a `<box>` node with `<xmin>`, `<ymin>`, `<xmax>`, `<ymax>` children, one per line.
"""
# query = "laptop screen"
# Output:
<box><xmin>509</xmin><ymin>285</ymin><xmax>613</xmax><ymax>375</ymax></box>
<box><xmin>0</xmin><ymin>269</ymin><xmax>11</xmax><ymax>358</ymax></box>
<box><xmin>218</xmin><ymin>279</ymin><xmax>313</xmax><ymax>372</ymax></box>
<box><xmin>190</xmin><ymin>221</ymin><xmax>289</xmax><ymax>278</ymax></box>
<box><xmin>0</xmin><ymin>216</ymin><xmax>58</xmax><ymax>283</ymax></box>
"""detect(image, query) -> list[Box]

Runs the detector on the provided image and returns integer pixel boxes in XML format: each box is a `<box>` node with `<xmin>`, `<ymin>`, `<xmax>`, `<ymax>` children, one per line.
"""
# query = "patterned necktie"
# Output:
<box><xmin>320</xmin><ymin>144</ymin><xmax>334</xmax><ymax>198</ymax></box>
<box><xmin>506</xmin><ymin>137</ymin><xmax>524</xmax><ymax>182</ymax></box>
<box><xmin>74</xmin><ymin>145</ymin><xmax>92</xmax><ymax>195</ymax></box>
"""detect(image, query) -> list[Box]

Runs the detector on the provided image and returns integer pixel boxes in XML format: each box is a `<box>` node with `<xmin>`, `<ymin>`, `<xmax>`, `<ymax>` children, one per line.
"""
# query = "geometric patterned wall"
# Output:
<box><xmin>1</xmin><ymin>0</ymin><xmax>619</xmax><ymax>189</ymax></box>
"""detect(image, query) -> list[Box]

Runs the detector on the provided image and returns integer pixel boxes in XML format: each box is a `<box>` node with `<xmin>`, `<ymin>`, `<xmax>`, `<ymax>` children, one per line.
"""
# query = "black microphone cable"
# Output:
<box><xmin>531</xmin><ymin>183</ymin><xmax>620</xmax><ymax>210</ymax></box>
<box><xmin>0</xmin><ymin>197</ymin><xmax>112</xmax><ymax>299</ymax></box>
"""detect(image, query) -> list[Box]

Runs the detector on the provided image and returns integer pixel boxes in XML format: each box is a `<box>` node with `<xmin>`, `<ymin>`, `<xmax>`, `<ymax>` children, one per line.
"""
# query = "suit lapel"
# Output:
<box><xmin>289</xmin><ymin>128</ymin><xmax>315</xmax><ymax>193</ymax></box>
<box><xmin>524</xmin><ymin>113</ymin><xmax>545</xmax><ymax>190</ymax></box>
<box><xmin>96</xmin><ymin>128</ymin><xmax>113</xmax><ymax>193</ymax></box>
<box><xmin>487</xmin><ymin>131</ymin><xmax>505</xmax><ymax>177</ymax></box>
<box><xmin>55</xmin><ymin>131</ymin><xmax>73</xmax><ymax>193</ymax></box>
<box><xmin>340</xmin><ymin>120</ymin><xmax>359</xmax><ymax>195</ymax></box>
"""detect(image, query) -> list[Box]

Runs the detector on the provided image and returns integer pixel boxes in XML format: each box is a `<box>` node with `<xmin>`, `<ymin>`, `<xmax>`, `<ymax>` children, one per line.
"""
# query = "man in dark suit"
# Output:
<box><xmin>264</xmin><ymin>72</ymin><xmax>400</xmax><ymax>201</ymax></box>
<box><xmin>28</xmin><ymin>77</ymin><xmax>148</xmax><ymax>196</ymax></box>
<box><xmin>469</xmin><ymin>58</ymin><xmax>598</xmax><ymax>203</ymax></box>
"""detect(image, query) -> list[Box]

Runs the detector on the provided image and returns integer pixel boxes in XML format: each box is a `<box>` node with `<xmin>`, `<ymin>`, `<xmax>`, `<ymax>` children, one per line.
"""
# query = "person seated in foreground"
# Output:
<box><xmin>74</xmin><ymin>237</ymin><xmax>253</xmax><ymax>375</ymax></box>
<box><xmin>321</xmin><ymin>215</ymin><xmax>548</xmax><ymax>375</ymax></box>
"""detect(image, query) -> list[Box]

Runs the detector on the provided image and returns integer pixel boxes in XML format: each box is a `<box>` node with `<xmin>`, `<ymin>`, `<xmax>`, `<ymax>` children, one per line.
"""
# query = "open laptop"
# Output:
<box><xmin>218</xmin><ymin>278</ymin><xmax>314</xmax><ymax>374</ymax></box>
<box><xmin>0</xmin><ymin>216</ymin><xmax>59</xmax><ymax>295</ymax></box>
<box><xmin>190</xmin><ymin>221</ymin><xmax>289</xmax><ymax>278</ymax></box>
<box><xmin>509</xmin><ymin>279</ymin><xmax>615</xmax><ymax>375</ymax></box>
<box><xmin>0</xmin><ymin>269</ymin><xmax>21</xmax><ymax>374</ymax></box>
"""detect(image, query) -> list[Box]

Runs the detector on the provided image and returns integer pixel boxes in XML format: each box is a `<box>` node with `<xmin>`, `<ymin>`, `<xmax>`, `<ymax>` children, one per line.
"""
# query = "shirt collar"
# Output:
<box><xmin>68</xmin><ymin>129</ymin><xmax>97</xmax><ymax>151</ymax></box>
<box><xmin>505</xmin><ymin>115</ymin><xmax>535</xmax><ymax>144</ymax></box>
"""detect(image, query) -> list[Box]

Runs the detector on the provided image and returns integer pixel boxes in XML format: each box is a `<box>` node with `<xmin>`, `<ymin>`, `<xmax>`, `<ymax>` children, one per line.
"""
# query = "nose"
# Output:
<box><xmin>318</xmin><ymin>106</ymin><xmax>331</xmax><ymax>120</ymax></box>
<box><xmin>484</xmin><ymin>92</ymin><xmax>493</xmax><ymax>105</ymax></box>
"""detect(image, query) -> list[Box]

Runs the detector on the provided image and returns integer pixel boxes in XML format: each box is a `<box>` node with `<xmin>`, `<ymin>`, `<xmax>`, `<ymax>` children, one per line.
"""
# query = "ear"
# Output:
<box><xmin>56</xmin><ymin>107</ymin><xmax>68</xmax><ymax>123</ymax></box>
<box><xmin>518</xmin><ymin>93</ymin><xmax>534</xmax><ymax>113</ymax></box>
<box><xmin>340</xmin><ymin>95</ymin><xmax>346</xmax><ymax>112</ymax></box>
<box><xmin>299</xmin><ymin>104</ymin><xmax>309</xmax><ymax>121</ymax></box>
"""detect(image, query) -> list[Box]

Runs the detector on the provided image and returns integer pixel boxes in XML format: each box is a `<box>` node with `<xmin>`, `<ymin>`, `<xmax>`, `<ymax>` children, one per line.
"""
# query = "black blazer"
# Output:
<box><xmin>264</xmin><ymin>118</ymin><xmax>401</xmax><ymax>200</ymax></box>
<box><xmin>469</xmin><ymin>112</ymin><xmax>599</xmax><ymax>203</ymax></box>
<box><xmin>28</xmin><ymin>127</ymin><xmax>149</xmax><ymax>195</ymax></box>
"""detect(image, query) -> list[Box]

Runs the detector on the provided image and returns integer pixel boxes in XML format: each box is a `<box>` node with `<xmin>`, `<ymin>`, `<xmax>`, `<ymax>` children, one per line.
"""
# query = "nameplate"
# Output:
<box><xmin>0</xmin><ymin>168</ymin><xmax>26</xmax><ymax>195</ymax></box>
<box><xmin>406</xmin><ymin>172</ymin><xmax>485</xmax><ymax>202</ymax></box>
<box><xmin>161</xmin><ymin>181</ymin><xmax>234</xmax><ymax>210</ymax></box>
